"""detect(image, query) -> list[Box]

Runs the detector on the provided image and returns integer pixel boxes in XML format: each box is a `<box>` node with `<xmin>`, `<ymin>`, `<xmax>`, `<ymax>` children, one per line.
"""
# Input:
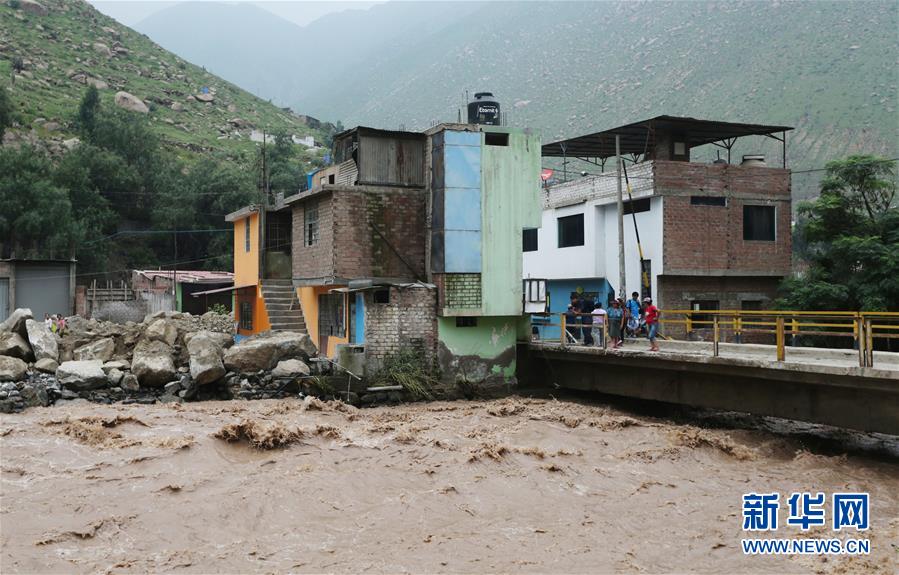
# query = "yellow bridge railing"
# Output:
<box><xmin>528</xmin><ymin>310</ymin><xmax>899</xmax><ymax>368</ymax></box>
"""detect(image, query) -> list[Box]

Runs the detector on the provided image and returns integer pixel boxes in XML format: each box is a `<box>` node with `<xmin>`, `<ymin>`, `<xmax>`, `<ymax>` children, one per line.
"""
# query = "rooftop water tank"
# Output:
<box><xmin>741</xmin><ymin>154</ymin><xmax>767</xmax><ymax>167</ymax></box>
<box><xmin>468</xmin><ymin>92</ymin><xmax>501</xmax><ymax>125</ymax></box>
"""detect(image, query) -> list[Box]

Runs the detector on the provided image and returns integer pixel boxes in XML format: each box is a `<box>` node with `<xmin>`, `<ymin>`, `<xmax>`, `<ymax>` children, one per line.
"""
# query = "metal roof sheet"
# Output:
<box><xmin>542</xmin><ymin>115</ymin><xmax>793</xmax><ymax>159</ymax></box>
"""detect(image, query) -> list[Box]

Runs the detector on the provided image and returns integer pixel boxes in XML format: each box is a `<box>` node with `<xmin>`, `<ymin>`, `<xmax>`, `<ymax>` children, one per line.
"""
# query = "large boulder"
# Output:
<box><xmin>272</xmin><ymin>359</ymin><xmax>310</xmax><ymax>378</ymax></box>
<box><xmin>145</xmin><ymin>318</ymin><xmax>178</xmax><ymax>346</ymax></box>
<box><xmin>223</xmin><ymin>332</ymin><xmax>316</xmax><ymax>373</ymax></box>
<box><xmin>25</xmin><ymin>319</ymin><xmax>58</xmax><ymax>361</ymax></box>
<box><xmin>0</xmin><ymin>356</ymin><xmax>27</xmax><ymax>382</ymax></box>
<box><xmin>73</xmin><ymin>337</ymin><xmax>115</xmax><ymax>362</ymax></box>
<box><xmin>131</xmin><ymin>339</ymin><xmax>176</xmax><ymax>387</ymax></box>
<box><xmin>183</xmin><ymin>330</ymin><xmax>233</xmax><ymax>350</ymax></box>
<box><xmin>56</xmin><ymin>360</ymin><xmax>107</xmax><ymax>390</ymax></box>
<box><xmin>0</xmin><ymin>331</ymin><xmax>33</xmax><ymax>361</ymax></box>
<box><xmin>114</xmin><ymin>91</ymin><xmax>149</xmax><ymax>114</ymax></box>
<box><xmin>20</xmin><ymin>1</ymin><xmax>49</xmax><ymax>17</ymax></box>
<box><xmin>0</xmin><ymin>308</ymin><xmax>33</xmax><ymax>338</ymax></box>
<box><xmin>187</xmin><ymin>333</ymin><xmax>226</xmax><ymax>385</ymax></box>
<box><xmin>34</xmin><ymin>358</ymin><xmax>58</xmax><ymax>373</ymax></box>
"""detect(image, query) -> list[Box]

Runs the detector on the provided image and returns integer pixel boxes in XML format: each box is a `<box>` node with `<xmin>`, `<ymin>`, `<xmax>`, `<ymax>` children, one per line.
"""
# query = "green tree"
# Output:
<box><xmin>779</xmin><ymin>155</ymin><xmax>898</xmax><ymax>312</ymax></box>
<box><xmin>0</xmin><ymin>146</ymin><xmax>78</xmax><ymax>258</ymax></box>
<box><xmin>76</xmin><ymin>85</ymin><xmax>101</xmax><ymax>137</ymax></box>
<box><xmin>0</xmin><ymin>86</ymin><xmax>10</xmax><ymax>140</ymax></box>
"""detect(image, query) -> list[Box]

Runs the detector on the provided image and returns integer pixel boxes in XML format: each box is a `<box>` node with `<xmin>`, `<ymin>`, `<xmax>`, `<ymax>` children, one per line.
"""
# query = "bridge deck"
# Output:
<box><xmin>522</xmin><ymin>340</ymin><xmax>899</xmax><ymax>435</ymax></box>
<box><xmin>530</xmin><ymin>339</ymin><xmax>899</xmax><ymax>376</ymax></box>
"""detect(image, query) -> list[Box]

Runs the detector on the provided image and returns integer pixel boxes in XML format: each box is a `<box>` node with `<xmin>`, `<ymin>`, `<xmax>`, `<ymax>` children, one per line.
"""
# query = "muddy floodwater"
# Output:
<box><xmin>1</xmin><ymin>396</ymin><xmax>897</xmax><ymax>574</ymax></box>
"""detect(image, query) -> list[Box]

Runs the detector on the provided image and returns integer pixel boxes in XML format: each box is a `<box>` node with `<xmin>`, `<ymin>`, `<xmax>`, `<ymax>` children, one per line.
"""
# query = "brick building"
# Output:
<box><xmin>526</xmin><ymin>116</ymin><xmax>793</xmax><ymax>339</ymax></box>
<box><xmin>228</xmin><ymin>123</ymin><xmax>542</xmax><ymax>392</ymax></box>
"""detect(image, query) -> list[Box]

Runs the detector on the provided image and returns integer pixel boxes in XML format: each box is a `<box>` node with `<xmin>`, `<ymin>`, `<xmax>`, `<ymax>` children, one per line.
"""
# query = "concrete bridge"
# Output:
<box><xmin>520</xmin><ymin>340</ymin><xmax>899</xmax><ymax>436</ymax></box>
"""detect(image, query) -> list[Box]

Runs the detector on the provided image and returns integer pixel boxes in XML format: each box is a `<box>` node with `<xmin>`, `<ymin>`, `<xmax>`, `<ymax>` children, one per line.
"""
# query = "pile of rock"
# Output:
<box><xmin>0</xmin><ymin>308</ymin><xmax>317</xmax><ymax>413</ymax></box>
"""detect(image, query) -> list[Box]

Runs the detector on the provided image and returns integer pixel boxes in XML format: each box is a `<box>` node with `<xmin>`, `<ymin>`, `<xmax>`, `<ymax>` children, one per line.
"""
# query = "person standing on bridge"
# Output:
<box><xmin>608</xmin><ymin>299</ymin><xmax>624</xmax><ymax>348</ymax></box>
<box><xmin>626</xmin><ymin>292</ymin><xmax>642</xmax><ymax>340</ymax></box>
<box><xmin>591</xmin><ymin>302</ymin><xmax>607</xmax><ymax>348</ymax></box>
<box><xmin>644</xmin><ymin>297</ymin><xmax>660</xmax><ymax>352</ymax></box>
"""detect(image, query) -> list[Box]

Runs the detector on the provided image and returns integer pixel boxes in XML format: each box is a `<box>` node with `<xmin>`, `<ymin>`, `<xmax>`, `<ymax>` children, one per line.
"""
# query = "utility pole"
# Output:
<box><xmin>172</xmin><ymin>229</ymin><xmax>177</xmax><ymax>312</ymax></box>
<box><xmin>616</xmin><ymin>135</ymin><xmax>626</xmax><ymax>300</ymax></box>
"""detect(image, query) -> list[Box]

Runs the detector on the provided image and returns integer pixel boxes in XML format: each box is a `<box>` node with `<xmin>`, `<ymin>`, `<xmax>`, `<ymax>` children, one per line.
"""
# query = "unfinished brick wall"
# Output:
<box><xmin>656</xmin><ymin>161</ymin><xmax>792</xmax><ymax>276</ymax></box>
<box><xmin>657</xmin><ymin>275</ymin><xmax>781</xmax><ymax>341</ymax></box>
<box><xmin>291</xmin><ymin>187</ymin><xmax>426</xmax><ymax>283</ymax></box>
<box><xmin>363</xmin><ymin>286</ymin><xmax>438</xmax><ymax>369</ymax></box>
<box><xmin>292</xmin><ymin>193</ymin><xmax>335</xmax><ymax>281</ymax></box>
<box><xmin>332</xmin><ymin>188</ymin><xmax>426</xmax><ymax>281</ymax></box>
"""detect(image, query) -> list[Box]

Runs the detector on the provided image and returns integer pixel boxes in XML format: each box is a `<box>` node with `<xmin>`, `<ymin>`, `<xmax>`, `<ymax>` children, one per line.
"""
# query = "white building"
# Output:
<box><xmin>523</xmin><ymin>160</ymin><xmax>662</xmax><ymax>310</ymax></box>
<box><xmin>524</xmin><ymin>116</ymin><xmax>794</xmax><ymax>340</ymax></box>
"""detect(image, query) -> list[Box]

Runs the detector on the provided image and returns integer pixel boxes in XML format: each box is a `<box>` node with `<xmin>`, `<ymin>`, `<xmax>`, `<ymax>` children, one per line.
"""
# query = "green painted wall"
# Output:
<box><xmin>438</xmin><ymin>316</ymin><xmax>526</xmax><ymax>380</ymax></box>
<box><xmin>480</xmin><ymin>127</ymin><xmax>541</xmax><ymax>317</ymax></box>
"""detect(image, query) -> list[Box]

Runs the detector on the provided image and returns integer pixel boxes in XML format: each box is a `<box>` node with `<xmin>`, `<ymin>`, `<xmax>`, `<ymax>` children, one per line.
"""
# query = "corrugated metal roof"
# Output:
<box><xmin>134</xmin><ymin>270</ymin><xmax>234</xmax><ymax>284</ymax></box>
<box><xmin>542</xmin><ymin>115</ymin><xmax>793</xmax><ymax>159</ymax></box>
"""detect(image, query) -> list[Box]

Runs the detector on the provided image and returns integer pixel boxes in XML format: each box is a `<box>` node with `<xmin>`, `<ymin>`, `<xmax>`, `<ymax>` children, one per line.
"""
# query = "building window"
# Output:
<box><xmin>623</xmin><ymin>198</ymin><xmax>651</xmax><ymax>215</ymax></box>
<box><xmin>304</xmin><ymin>202</ymin><xmax>320</xmax><ymax>246</ymax></box>
<box><xmin>743</xmin><ymin>205</ymin><xmax>775</xmax><ymax>241</ymax></box>
<box><xmin>691</xmin><ymin>300</ymin><xmax>719</xmax><ymax>328</ymax></box>
<box><xmin>485</xmin><ymin>132</ymin><xmax>509</xmax><ymax>147</ymax></box>
<box><xmin>244</xmin><ymin>219</ymin><xmax>251</xmax><ymax>252</ymax></box>
<box><xmin>456</xmin><ymin>317</ymin><xmax>478</xmax><ymax>327</ymax></box>
<box><xmin>523</xmin><ymin>228</ymin><xmax>538</xmax><ymax>252</ymax></box>
<box><xmin>319</xmin><ymin>293</ymin><xmax>346</xmax><ymax>338</ymax></box>
<box><xmin>557</xmin><ymin>214</ymin><xmax>584</xmax><ymax>248</ymax></box>
<box><xmin>691</xmin><ymin>196</ymin><xmax>727</xmax><ymax>206</ymax></box>
<box><xmin>373</xmin><ymin>289</ymin><xmax>390</xmax><ymax>304</ymax></box>
<box><xmin>239</xmin><ymin>301</ymin><xmax>252</xmax><ymax>330</ymax></box>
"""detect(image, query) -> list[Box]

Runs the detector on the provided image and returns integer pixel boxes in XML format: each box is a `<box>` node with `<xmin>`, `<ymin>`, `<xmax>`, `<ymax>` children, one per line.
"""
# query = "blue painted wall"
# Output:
<box><xmin>442</xmin><ymin>130</ymin><xmax>482</xmax><ymax>273</ymax></box>
<box><xmin>531</xmin><ymin>278</ymin><xmax>613</xmax><ymax>340</ymax></box>
<box><xmin>354</xmin><ymin>293</ymin><xmax>365</xmax><ymax>344</ymax></box>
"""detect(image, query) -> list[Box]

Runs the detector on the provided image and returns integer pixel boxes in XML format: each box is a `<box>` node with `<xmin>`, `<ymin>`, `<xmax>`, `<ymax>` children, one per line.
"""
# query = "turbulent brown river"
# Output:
<box><xmin>1</xmin><ymin>395</ymin><xmax>897</xmax><ymax>574</ymax></box>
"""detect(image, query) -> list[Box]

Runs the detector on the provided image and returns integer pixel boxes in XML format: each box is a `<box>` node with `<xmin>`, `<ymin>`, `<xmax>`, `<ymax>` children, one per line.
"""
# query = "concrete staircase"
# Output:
<box><xmin>261</xmin><ymin>280</ymin><xmax>307</xmax><ymax>333</ymax></box>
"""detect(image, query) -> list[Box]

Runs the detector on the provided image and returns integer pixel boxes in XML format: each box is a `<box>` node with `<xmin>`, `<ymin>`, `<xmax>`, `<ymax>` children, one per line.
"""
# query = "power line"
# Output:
<box><xmin>544</xmin><ymin>158</ymin><xmax>899</xmax><ymax>182</ymax></box>
<box><xmin>84</xmin><ymin>228</ymin><xmax>232</xmax><ymax>245</ymax></box>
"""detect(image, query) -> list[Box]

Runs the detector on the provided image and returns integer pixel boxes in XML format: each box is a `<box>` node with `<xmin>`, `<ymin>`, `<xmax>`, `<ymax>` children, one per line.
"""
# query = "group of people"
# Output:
<box><xmin>44</xmin><ymin>313</ymin><xmax>67</xmax><ymax>336</ymax></box>
<box><xmin>564</xmin><ymin>291</ymin><xmax>660</xmax><ymax>351</ymax></box>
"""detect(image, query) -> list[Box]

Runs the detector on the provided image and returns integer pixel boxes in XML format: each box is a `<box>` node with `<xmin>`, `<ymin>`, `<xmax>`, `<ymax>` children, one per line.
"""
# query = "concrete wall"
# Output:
<box><xmin>524</xmin><ymin>179</ymin><xmax>663</xmax><ymax>301</ymax></box>
<box><xmin>481</xmin><ymin>127</ymin><xmax>542</xmax><ymax>316</ymax></box>
<box><xmin>437</xmin><ymin>315</ymin><xmax>526</xmax><ymax>394</ymax></box>
<box><xmin>522</xmin><ymin>345</ymin><xmax>899</xmax><ymax>435</ymax></box>
<box><xmin>233</xmin><ymin>213</ymin><xmax>260</xmax><ymax>288</ymax></box>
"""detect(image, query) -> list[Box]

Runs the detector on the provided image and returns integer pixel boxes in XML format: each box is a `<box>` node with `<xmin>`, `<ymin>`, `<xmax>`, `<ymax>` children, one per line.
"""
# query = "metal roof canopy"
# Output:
<box><xmin>541</xmin><ymin>115</ymin><xmax>793</xmax><ymax>160</ymax></box>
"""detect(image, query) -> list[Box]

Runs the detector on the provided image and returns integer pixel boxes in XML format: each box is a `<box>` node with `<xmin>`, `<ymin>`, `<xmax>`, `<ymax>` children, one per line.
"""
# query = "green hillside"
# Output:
<box><xmin>0</xmin><ymin>0</ymin><xmax>331</xmax><ymax>157</ymax></box>
<box><xmin>299</xmin><ymin>0</ymin><xmax>897</xmax><ymax>199</ymax></box>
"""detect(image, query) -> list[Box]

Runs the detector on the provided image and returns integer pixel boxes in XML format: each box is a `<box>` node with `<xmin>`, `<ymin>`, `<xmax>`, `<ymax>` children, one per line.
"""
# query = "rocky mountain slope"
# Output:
<box><xmin>136</xmin><ymin>1</ymin><xmax>898</xmax><ymax>200</ymax></box>
<box><xmin>0</xmin><ymin>0</ymin><xmax>330</xmax><ymax>157</ymax></box>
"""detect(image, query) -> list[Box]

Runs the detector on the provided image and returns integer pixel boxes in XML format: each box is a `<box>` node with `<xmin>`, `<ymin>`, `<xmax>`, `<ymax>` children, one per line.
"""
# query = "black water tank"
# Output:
<box><xmin>467</xmin><ymin>92</ymin><xmax>501</xmax><ymax>125</ymax></box>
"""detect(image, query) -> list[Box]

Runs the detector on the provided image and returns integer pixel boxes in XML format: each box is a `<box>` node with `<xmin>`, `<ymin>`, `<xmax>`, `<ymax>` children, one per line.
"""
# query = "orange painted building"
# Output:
<box><xmin>226</xmin><ymin>203</ymin><xmax>308</xmax><ymax>340</ymax></box>
<box><xmin>227</xmin><ymin>207</ymin><xmax>271</xmax><ymax>336</ymax></box>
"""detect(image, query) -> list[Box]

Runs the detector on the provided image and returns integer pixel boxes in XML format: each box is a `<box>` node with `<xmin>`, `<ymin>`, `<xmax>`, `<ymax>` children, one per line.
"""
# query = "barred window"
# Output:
<box><xmin>239</xmin><ymin>301</ymin><xmax>252</xmax><ymax>330</ymax></box>
<box><xmin>304</xmin><ymin>202</ymin><xmax>320</xmax><ymax>246</ymax></box>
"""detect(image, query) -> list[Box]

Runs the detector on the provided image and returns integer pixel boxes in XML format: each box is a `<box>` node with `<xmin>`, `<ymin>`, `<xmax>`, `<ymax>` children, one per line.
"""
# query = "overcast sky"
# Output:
<box><xmin>88</xmin><ymin>1</ymin><xmax>382</xmax><ymax>27</ymax></box>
